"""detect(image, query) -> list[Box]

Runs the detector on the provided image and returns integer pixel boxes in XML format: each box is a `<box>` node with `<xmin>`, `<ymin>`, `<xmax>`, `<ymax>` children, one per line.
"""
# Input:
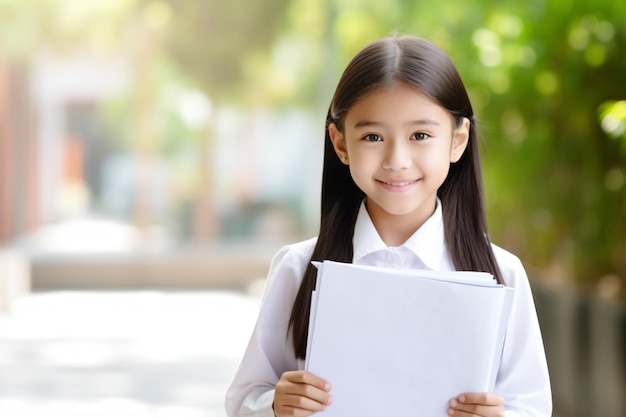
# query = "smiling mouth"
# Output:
<box><xmin>379</xmin><ymin>179</ymin><xmax>418</xmax><ymax>187</ymax></box>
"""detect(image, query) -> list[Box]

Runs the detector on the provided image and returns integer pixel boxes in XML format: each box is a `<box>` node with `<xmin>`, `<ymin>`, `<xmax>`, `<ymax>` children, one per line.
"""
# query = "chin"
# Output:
<box><xmin>378</xmin><ymin>204</ymin><xmax>424</xmax><ymax>217</ymax></box>
<box><xmin>371</xmin><ymin>197</ymin><xmax>436</xmax><ymax>218</ymax></box>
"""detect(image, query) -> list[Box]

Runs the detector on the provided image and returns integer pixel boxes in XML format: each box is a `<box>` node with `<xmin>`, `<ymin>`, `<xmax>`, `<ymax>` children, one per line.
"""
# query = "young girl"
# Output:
<box><xmin>225</xmin><ymin>35</ymin><xmax>552</xmax><ymax>417</ymax></box>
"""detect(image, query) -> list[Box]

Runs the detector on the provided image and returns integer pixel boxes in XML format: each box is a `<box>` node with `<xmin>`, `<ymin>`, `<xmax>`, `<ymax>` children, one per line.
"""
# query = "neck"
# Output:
<box><xmin>365</xmin><ymin>199</ymin><xmax>437</xmax><ymax>247</ymax></box>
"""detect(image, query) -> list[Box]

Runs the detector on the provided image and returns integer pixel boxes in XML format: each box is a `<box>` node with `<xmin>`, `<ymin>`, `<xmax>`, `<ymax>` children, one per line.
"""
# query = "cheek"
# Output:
<box><xmin>346</xmin><ymin>155</ymin><xmax>376</xmax><ymax>189</ymax></box>
<box><xmin>421</xmin><ymin>149</ymin><xmax>449</xmax><ymax>168</ymax></box>
<box><xmin>347</xmin><ymin>150</ymin><xmax>373</xmax><ymax>171</ymax></box>
<box><xmin>420</xmin><ymin>151</ymin><xmax>452</xmax><ymax>179</ymax></box>
<box><xmin>348</xmin><ymin>161</ymin><xmax>369</xmax><ymax>183</ymax></box>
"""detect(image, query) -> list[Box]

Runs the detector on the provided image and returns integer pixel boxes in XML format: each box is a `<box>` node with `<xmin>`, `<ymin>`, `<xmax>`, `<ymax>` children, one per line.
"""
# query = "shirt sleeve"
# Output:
<box><xmin>493</xmin><ymin>246</ymin><xmax>553</xmax><ymax>417</ymax></box>
<box><xmin>225</xmin><ymin>241</ymin><xmax>313</xmax><ymax>417</ymax></box>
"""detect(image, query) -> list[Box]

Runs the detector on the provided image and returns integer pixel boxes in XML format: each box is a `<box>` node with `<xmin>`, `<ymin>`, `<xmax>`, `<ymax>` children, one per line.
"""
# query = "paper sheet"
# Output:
<box><xmin>305</xmin><ymin>261</ymin><xmax>514</xmax><ymax>417</ymax></box>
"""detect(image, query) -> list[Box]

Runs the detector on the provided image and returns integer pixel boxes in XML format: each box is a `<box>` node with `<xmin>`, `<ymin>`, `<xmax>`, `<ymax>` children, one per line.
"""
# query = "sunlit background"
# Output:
<box><xmin>0</xmin><ymin>1</ymin><xmax>625</xmax><ymax>416</ymax></box>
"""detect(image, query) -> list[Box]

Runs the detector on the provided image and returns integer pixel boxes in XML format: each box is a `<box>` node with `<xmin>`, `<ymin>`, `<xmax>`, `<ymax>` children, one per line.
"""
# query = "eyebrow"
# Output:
<box><xmin>353</xmin><ymin>119</ymin><xmax>441</xmax><ymax>128</ymax></box>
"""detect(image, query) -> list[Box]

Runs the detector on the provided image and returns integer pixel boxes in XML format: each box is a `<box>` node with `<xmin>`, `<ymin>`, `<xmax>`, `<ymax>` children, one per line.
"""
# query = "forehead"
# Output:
<box><xmin>344</xmin><ymin>83</ymin><xmax>453</xmax><ymax>127</ymax></box>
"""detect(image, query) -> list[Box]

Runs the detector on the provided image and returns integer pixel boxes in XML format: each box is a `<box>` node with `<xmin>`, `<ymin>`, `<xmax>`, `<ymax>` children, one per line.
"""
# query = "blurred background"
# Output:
<box><xmin>0</xmin><ymin>0</ymin><xmax>624</xmax><ymax>416</ymax></box>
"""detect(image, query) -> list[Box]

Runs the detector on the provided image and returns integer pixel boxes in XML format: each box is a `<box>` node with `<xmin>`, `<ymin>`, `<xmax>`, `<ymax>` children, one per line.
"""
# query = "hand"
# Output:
<box><xmin>273</xmin><ymin>370</ymin><xmax>333</xmax><ymax>417</ymax></box>
<box><xmin>447</xmin><ymin>392</ymin><xmax>504</xmax><ymax>417</ymax></box>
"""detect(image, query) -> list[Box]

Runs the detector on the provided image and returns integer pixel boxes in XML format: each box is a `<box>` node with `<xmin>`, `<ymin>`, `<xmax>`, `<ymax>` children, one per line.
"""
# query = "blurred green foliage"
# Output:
<box><xmin>251</xmin><ymin>0</ymin><xmax>626</xmax><ymax>289</ymax></box>
<box><xmin>0</xmin><ymin>0</ymin><xmax>624</xmax><ymax>289</ymax></box>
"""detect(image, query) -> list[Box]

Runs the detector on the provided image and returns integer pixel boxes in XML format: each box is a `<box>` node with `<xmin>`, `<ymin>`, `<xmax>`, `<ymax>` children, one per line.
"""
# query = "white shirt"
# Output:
<box><xmin>225</xmin><ymin>201</ymin><xmax>552</xmax><ymax>417</ymax></box>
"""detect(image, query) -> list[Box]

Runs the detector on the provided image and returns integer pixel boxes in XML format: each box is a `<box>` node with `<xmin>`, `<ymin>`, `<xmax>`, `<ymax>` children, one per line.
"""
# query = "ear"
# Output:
<box><xmin>329</xmin><ymin>123</ymin><xmax>349</xmax><ymax>164</ymax></box>
<box><xmin>450</xmin><ymin>117</ymin><xmax>470</xmax><ymax>163</ymax></box>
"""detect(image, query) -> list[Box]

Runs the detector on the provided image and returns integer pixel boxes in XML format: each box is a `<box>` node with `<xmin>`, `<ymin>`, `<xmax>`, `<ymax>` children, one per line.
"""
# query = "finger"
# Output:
<box><xmin>456</xmin><ymin>392</ymin><xmax>504</xmax><ymax>406</ymax></box>
<box><xmin>278</xmin><ymin>372</ymin><xmax>332</xmax><ymax>404</ymax></box>
<box><xmin>274</xmin><ymin>393</ymin><xmax>332</xmax><ymax>417</ymax></box>
<box><xmin>281</xmin><ymin>393</ymin><xmax>332</xmax><ymax>411</ymax></box>
<box><xmin>447</xmin><ymin>408</ymin><xmax>479</xmax><ymax>417</ymax></box>
<box><xmin>285</xmin><ymin>371</ymin><xmax>332</xmax><ymax>392</ymax></box>
<box><xmin>447</xmin><ymin>409</ymin><xmax>478</xmax><ymax>417</ymax></box>
<box><xmin>448</xmin><ymin>393</ymin><xmax>504</xmax><ymax>417</ymax></box>
<box><xmin>448</xmin><ymin>403</ymin><xmax>499</xmax><ymax>416</ymax></box>
<box><xmin>274</xmin><ymin>404</ymin><xmax>317</xmax><ymax>417</ymax></box>
<box><xmin>276</xmin><ymin>373</ymin><xmax>333</xmax><ymax>410</ymax></box>
<box><xmin>288</xmin><ymin>382</ymin><xmax>333</xmax><ymax>406</ymax></box>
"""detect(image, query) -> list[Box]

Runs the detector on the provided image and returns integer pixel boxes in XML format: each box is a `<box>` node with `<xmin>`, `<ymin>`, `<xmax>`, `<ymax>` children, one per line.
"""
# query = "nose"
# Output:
<box><xmin>382</xmin><ymin>140</ymin><xmax>411</xmax><ymax>171</ymax></box>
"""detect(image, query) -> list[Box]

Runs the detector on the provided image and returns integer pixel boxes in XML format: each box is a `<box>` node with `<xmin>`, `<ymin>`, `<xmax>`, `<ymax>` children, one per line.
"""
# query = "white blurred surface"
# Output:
<box><xmin>0</xmin><ymin>290</ymin><xmax>262</xmax><ymax>417</ymax></box>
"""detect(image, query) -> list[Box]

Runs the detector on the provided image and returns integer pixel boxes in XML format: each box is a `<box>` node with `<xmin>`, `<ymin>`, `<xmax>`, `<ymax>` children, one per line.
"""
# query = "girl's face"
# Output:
<box><xmin>329</xmin><ymin>83</ymin><xmax>469</xmax><ymax>240</ymax></box>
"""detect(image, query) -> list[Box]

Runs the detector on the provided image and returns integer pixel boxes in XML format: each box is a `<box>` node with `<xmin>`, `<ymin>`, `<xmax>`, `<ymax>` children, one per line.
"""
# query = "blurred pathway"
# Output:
<box><xmin>0</xmin><ymin>290</ymin><xmax>262</xmax><ymax>417</ymax></box>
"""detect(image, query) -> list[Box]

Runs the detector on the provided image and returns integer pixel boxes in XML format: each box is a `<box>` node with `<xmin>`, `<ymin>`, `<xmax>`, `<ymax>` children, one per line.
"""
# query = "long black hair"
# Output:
<box><xmin>288</xmin><ymin>35</ymin><xmax>503</xmax><ymax>359</ymax></box>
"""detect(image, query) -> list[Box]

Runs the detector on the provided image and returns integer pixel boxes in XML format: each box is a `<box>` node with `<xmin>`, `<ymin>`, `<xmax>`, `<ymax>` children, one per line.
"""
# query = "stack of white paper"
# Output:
<box><xmin>305</xmin><ymin>261</ymin><xmax>514</xmax><ymax>417</ymax></box>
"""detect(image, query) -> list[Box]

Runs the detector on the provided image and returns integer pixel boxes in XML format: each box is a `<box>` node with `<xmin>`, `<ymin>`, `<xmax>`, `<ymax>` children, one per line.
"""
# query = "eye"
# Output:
<box><xmin>411</xmin><ymin>132</ymin><xmax>430</xmax><ymax>141</ymax></box>
<box><xmin>362</xmin><ymin>134</ymin><xmax>382</xmax><ymax>142</ymax></box>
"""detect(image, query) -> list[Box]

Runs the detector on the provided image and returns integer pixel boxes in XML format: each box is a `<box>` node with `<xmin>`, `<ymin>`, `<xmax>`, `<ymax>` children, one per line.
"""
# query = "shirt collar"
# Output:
<box><xmin>352</xmin><ymin>198</ymin><xmax>447</xmax><ymax>270</ymax></box>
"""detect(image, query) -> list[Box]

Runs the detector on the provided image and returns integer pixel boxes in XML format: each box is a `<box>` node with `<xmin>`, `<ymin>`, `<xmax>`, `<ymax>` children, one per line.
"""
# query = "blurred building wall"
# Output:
<box><xmin>29</xmin><ymin>54</ymin><xmax>130</xmax><ymax>225</ymax></box>
<box><xmin>0</xmin><ymin>57</ymin><xmax>39</xmax><ymax>244</ymax></box>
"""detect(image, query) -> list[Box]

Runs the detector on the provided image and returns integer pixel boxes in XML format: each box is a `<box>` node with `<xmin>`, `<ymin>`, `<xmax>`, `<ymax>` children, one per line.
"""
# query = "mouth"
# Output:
<box><xmin>378</xmin><ymin>179</ymin><xmax>419</xmax><ymax>187</ymax></box>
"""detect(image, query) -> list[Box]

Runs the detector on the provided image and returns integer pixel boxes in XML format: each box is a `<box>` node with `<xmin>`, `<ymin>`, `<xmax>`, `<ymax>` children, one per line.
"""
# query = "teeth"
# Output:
<box><xmin>384</xmin><ymin>180</ymin><xmax>413</xmax><ymax>186</ymax></box>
